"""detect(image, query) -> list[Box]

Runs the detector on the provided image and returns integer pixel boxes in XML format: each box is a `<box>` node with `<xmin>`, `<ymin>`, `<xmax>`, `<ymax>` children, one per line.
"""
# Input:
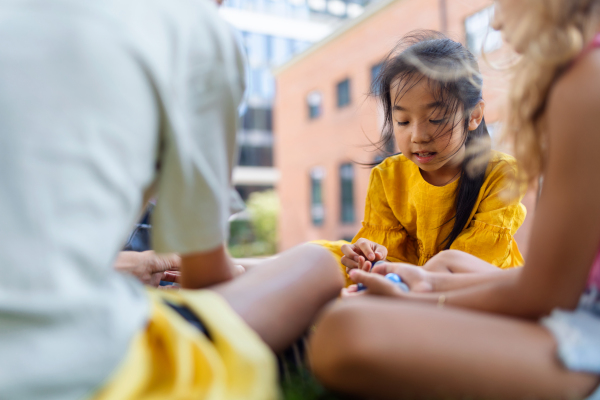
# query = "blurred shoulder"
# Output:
<box><xmin>547</xmin><ymin>47</ymin><xmax>600</xmax><ymax>131</ymax></box>
<box><xmin>486</xmin><ymin>150</ymin><xmax>518</xmax><ymax>176</ymax></box>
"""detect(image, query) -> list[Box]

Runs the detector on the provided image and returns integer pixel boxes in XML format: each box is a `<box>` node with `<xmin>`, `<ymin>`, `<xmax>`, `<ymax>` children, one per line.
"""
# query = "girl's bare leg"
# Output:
<box><xmin>310</xmin><ymin>298</ymin><xmax>600</xmax><ymax>400</ymax></box>
<box><xmin>211</xmin><ymin>244</ymin><xmax>344</xmax><ymax>352</ymax></box>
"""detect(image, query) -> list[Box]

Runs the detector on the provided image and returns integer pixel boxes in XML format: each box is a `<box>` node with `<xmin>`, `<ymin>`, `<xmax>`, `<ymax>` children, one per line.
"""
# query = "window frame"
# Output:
<box><xmin>339</xmin><ymin>163</ymin><xmax>355</xmax><ymax>224</ymax></box>
<box><xmin>336</xmin><ymin>78</ymin><xmax>351</xmax><ymax>108</ymax></box>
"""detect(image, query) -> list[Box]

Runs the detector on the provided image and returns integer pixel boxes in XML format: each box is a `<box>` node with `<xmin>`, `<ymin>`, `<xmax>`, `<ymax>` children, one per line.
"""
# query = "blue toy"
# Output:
<box><xmin>356</xmin><ymin>273</ymin><xmax>409</xmax><ymax>292</ymax></box>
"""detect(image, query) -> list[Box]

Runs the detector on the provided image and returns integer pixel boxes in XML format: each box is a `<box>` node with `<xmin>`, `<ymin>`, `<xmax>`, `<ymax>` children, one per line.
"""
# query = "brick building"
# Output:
<box><xmin>274</xmin><ymin>0</ymin><xmax>535</xmax><ymax>254</ymax></box>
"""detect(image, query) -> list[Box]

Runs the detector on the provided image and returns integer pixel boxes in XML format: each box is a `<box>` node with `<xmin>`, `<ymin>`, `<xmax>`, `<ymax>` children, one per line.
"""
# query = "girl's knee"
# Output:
<box><xmin>309</xmin><ymin>302</ymin><xmax>372</xmax><ymax>388</ymax></box>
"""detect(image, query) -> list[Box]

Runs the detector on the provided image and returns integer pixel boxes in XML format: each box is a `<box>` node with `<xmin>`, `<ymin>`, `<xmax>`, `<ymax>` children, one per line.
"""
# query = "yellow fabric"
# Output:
<box><xmin>316</xmin><ymin>151</ymin><xmax>526</xmax><ymax>286</ymax></box>
<box><xmin>91</xmin><ymin>289</ymin><xmax>279</xmax><ymax>400</ymax></box>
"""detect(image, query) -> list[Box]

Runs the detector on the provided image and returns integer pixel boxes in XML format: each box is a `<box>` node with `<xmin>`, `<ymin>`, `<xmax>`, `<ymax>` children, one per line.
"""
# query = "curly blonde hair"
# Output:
<box><xmin>504</xmin><ymin>0</ymin><xmax>600</xmax><ymax>184</ymax></box>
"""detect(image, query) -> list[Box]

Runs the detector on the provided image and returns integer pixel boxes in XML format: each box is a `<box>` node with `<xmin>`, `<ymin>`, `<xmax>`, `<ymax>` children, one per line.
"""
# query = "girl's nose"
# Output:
<box><xmin>411</xmin><ymin>121</ymin><xmax>431</xmax><ymax>144</ymax></box>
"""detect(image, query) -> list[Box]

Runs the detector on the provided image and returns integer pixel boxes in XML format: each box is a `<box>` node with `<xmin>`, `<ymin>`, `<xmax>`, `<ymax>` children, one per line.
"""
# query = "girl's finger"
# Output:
<box><xmin>162</xmin><ymin>271</ymin><xmax>180</xmax><ymax>282</ymax></box>
<box><xmin>232</xmin><ymin>264</ymin><xmax>245</xmax><ymax>276</ymax></box>
<box><xmin>346</xmin><ymin>284</ymin><xmax>359</xmax><ymax>293</ymax></box>
<box><xmin>361</xmin><ymin>260</ymin><xmax>372</xmax><ymax>271</ymax></box>
<box><xmin>371</xmin><ymin>262</ymin><xmax>392</xmax><ymax>275</ymax></box>
<box><xmin>341</xmin><ymin>244</ymin><xmax>359</xmax><ymax>258</ymax></box>
<box><xmin>358</xmin><ymin>256</ymin><xmax>371</xmax><ymax>271</ymax></box>
<box><xmin>341</xmin><ymin>287</ymin><xmax>366</xmax><ymax>298</ymax></box>
<box><xmin>355</xmin><ymin>240</ymin><xmax>376</xmax><ymax>261</ymax></box>
<box><xmin>357</xmin><ymin>255</ymin><xmax>365</xmax><ymax>268</ymax></box>
<box><xmin>341</xmin><ymin>256</ymin><xmax>359</xmax><ymax>270</ymax></box>
<box><xmin>349</xmin><ymin>269</ymin><xmax>402</xmax><ymax>297</ymax></box>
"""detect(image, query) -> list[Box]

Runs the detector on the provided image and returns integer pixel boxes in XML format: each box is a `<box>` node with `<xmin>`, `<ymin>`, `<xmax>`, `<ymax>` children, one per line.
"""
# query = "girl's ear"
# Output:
<box><xmin>468</xmin><ymin>100</ymin><xmax>485</xmax><ymax>131</ymax></box>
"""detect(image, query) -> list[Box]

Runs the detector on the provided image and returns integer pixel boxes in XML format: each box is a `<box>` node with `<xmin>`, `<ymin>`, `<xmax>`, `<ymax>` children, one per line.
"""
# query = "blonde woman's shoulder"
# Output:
<box><xmin>548</xmin><ymin>47</ymin><xmax>600</xmax><ymax>122</ymax></box>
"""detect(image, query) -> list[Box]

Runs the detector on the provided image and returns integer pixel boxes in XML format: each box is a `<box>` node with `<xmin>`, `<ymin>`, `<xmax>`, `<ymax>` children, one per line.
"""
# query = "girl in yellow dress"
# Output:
<box><xmin>315</xmin><ymin>32</ymin><xmax>526</xmax><ymax>285</ymax></box>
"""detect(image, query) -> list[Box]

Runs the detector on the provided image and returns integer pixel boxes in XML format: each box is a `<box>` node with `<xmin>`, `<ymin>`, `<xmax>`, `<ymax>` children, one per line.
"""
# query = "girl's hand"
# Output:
<box><xmin>340</xmin><ymin>238</ymin><xmax>388</xmax><ymax>272</ymax></box>
<box><xmin>346</xmin><ymin>269</ymin><xmax>406</xmax><ymax>297</ymax></box>
<box><xmin>371</xmin><ymin>262</ymin><xmax>435</xmax><ymax>293</ymax></box>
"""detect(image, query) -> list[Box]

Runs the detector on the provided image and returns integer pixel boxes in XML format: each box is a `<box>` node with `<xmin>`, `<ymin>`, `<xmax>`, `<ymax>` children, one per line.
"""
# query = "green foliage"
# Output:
<box><xmin>280</xmin><ymin>363</ymin><xmax>353</xmax><ymax>400</ymax></box>
<box><xmin>228</xmin><ymin>190</ymin><xmax>279</xmax><ymax>257</ymax></box>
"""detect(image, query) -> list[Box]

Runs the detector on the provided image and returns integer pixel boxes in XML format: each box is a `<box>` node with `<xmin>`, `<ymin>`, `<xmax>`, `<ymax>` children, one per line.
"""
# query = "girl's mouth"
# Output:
<box><xmin>414</xmin><ymin>152</ymin><xmax>437</xmax><ymax>163</ymax></box>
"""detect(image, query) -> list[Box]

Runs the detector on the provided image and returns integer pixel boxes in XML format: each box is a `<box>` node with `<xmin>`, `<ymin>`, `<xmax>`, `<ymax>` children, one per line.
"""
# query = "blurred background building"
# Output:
<box><xmin>219</xmin><ymin>0</ymin><xmax>374</xmax><ymax>201</ymax></box>
<box><xmin>274</xmin><ymin>0</ymin><xmax>535</xmax><ymax>255</ymax></box>
<box><xmin>220</xmin><ymin>0</ymin><xmax>379</xmax><ymax>256</ymax></box>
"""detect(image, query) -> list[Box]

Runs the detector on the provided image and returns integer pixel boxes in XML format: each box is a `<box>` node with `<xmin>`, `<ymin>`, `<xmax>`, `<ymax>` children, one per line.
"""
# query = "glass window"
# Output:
<box><xmin>261</xmin><ymin>68</ymin><xmax>276</xmax><ymax>99</ymax></box>
<box><xmin>371</xmin><ymin>62</ymin><xmax>384</xmax><ymax>94</ymax></box>
<box><xmin>465</xmin><ymin>6</ymin><xmax>502</xmax><ymax>55</ymax></box>
<box><xmin>307</xmin><ymin>91</ymin><xmax>322</xmax><ymax>119</ymax></box>
<box><xmin>340</xmin><ymin>163</ymin><xmax>355</xmax><ymax>224</ymax></box>
<box><xmin>310</xmin><ymin>167</ymin><xmax>325</xmax><ymax>226</ymax></box>
<box><xmin>238</xmin><ymin>146</ymin><xmax>273</xmax><ymax>167</ymax></box>
<box><xmin>238</xmin><ymin>128</ymin><xmax>274</xmax><ymax>167</ymax></box>
<box><xmin>272</xmin><ymin>36</ymin><xmax>292</xmax><ymax>65</ymax></box>
<box><xmin>246</xmin><ymin>33</ymin><xmax>269</xmax><ymax>67</ymax></box>
<box><xmin>347</xmin><ymin>2</ymin><xmax>364</xmax><ymax>17</ymax></box>
<box><xmin>327</xmin><ymin>0</ymin><xmax>347</xmax><ymax>16</ymax></box>
<box><xmin>337</xmin><ymin>78</ymin><xmax>351</xmax><ymax>108</ymax></box>
<box><xmin>243</xmin><ymin>107</ymin><xmax>272</xmax><ymax>130</ymax></box>
<box><xmin>249</xmin><ymin>68</ymin><xmax>262</xmax><ymax>98</ymax></box>
<box><xmin>308</xmin><ymin>0</ymin><xmax>326</xmax><ymax>12</ymax></box>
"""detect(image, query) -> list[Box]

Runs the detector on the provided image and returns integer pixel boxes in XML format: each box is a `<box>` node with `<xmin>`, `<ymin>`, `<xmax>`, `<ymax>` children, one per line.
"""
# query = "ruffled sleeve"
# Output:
<box><xmin>449</xmin><ymin>158</ymin><xmax>526</xmax><ymax>268</ymax></box>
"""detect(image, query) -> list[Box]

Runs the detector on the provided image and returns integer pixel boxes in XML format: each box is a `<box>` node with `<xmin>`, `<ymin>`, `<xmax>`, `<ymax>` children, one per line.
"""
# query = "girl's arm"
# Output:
<box><xmin>351</xmin><ymin>264</ymin><xmax>519</xmax><ymax>295</ymax></box>
<box><xmin>354</xmin><ymin>52</ymin><xmax>600</xmax><ymax>318</ymax></box>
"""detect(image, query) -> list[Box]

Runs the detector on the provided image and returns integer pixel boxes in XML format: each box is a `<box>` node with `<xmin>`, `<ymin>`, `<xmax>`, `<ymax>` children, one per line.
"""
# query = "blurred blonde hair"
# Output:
<box><xmin>505</xmin><ymin>0</ymin><xmax>600</xmax><ymax>184</ymax></box>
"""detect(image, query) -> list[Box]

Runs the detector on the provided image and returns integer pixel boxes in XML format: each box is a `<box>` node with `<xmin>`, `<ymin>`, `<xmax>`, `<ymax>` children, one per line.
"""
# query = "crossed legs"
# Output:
<box><xmin>309</xmin><ymin>297</ymin><xmax>600</xmax><ymax>399</ymax></box>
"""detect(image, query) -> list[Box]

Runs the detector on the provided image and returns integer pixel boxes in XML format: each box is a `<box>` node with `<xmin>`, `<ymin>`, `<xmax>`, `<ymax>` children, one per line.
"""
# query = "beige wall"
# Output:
<box><xmin>274</xmin><ymin>0</ymin><xmax>534</xmax><ymax>255</ymax></box>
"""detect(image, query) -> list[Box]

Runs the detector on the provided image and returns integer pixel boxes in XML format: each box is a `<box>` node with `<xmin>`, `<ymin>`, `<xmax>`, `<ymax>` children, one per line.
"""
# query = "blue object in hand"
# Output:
<box><xmin>356</xmin><ymin>272</ymin><xmax>409</xmax><ymax>292</ymax></box>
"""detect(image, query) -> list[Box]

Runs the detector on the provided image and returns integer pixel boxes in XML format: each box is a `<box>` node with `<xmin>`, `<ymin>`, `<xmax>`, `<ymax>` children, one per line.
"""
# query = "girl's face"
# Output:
<box><xmin>390</xmin><ymin>77</ymin><xmax>484</xmax><ymax>186</ymax></box>
<box><xmin>491</xmin><ymin>0</ymin><xmax>530</xmax><ymax>53</ymax></box>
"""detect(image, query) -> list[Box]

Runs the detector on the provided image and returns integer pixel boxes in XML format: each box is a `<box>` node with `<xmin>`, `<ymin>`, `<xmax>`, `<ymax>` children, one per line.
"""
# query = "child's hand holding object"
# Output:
<box><xmin>340</xmin><ymin>238</ymin><xmax>388</xmax><ymax>272</ymax></box>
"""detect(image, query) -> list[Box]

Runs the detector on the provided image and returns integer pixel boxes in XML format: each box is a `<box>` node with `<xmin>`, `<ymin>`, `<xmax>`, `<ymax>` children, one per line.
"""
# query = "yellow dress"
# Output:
<box><xmin>91</xmin><ymin>289</ymin><xmax>279</xmax><ymax>400</ymax></box>
<box><xmin>315</xmin><ymin>151</ymin><xmax>526</xmax><ymax>286</ymax></box>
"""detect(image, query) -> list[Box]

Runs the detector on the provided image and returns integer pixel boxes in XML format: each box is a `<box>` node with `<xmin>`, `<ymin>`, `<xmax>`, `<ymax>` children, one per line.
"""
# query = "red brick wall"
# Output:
<box><xmin>274</xmin><ymin>0</ymin><xmax>534</xmax><ymax>256</ymax></box>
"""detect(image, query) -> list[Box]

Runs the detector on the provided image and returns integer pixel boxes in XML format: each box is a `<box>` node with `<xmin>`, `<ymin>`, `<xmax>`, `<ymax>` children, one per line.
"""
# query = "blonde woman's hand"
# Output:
<box><xmin>340</xmin><ymin>238</ymin><xmax>388</xmax><ymax>272</ymax></box>
<box><xmin>341</xmin><ymin>262</ymin><xmax>435</xmax><ymax>298</ymax></box>
<box><xmin>371</xmin><ymin>262</ymin><xmax>434</xmax><ymax>293</ymax></box>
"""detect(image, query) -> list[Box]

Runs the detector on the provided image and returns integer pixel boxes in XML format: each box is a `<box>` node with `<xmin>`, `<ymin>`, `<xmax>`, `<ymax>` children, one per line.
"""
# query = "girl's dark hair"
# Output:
<box><xmin>372</xmin><ymin>31</ymin><xmax>491</xmax><ymax>249</ymax></box>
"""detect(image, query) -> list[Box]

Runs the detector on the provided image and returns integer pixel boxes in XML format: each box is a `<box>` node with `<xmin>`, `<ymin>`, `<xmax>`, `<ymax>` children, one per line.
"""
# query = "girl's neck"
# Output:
<box><xmin>420</xmin><ymin>167</ymin><xmax>462</xmax><ymax>186</ymax></box>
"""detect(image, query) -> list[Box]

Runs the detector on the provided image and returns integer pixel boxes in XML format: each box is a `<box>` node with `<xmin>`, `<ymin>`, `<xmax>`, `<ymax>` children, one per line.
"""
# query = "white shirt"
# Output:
<box><xmin>0</xmin><ymin>1</ymin><xmax>244</xmax><ymax>399</ymax></box>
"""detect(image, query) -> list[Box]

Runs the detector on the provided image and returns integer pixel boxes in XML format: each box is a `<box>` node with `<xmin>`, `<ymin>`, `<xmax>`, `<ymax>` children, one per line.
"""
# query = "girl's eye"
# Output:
<box><xmin>397</xmin><ymin>121</ymin><xmax>409</xmax><ymax>126</ymax></box>
<box><xmin>429</xmin><ymin>118</ymin><xmax>447</xmax><ymax>125</ymax></box>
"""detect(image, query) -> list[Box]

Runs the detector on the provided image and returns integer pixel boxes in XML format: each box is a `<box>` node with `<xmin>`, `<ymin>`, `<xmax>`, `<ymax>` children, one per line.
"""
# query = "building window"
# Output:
<box><xmin>243</xmin><ymin>106</ymin><xmax>272</xmax><ymax>131</ymax></box>
<box><xmin>337</xmin><ymin>78</ymin><xmax>351</xmax><ymax>108</ymax></box>
<box><xmin>371</xmin><ymin>62</ymin><xmax>384</xmax><ymax>94</ymax></box>
<box><xmin>340</xmin><ymin>163</ymin><xmax>355</xmax><ymax>223</ymax></box>
<box><xmin>307</xmin><ymin>91</ymin><xmax>322</xmax><ymax>119</ymax></box>
<box><xmin>310</xmin><ymin>167</ymin><xmax>325</xmax><ymax>226</ymax></box>
<box><xmin>465</xmin><ymin>6</ymin><xmax>503</xmax><ymax>55</ymax></box>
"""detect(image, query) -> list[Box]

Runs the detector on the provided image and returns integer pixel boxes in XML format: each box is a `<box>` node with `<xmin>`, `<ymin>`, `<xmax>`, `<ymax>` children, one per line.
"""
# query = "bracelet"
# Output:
<box><xmin>437</xmin><ymin>294</ymin><xmax>446</xmax><ymax>309</ymax></box>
